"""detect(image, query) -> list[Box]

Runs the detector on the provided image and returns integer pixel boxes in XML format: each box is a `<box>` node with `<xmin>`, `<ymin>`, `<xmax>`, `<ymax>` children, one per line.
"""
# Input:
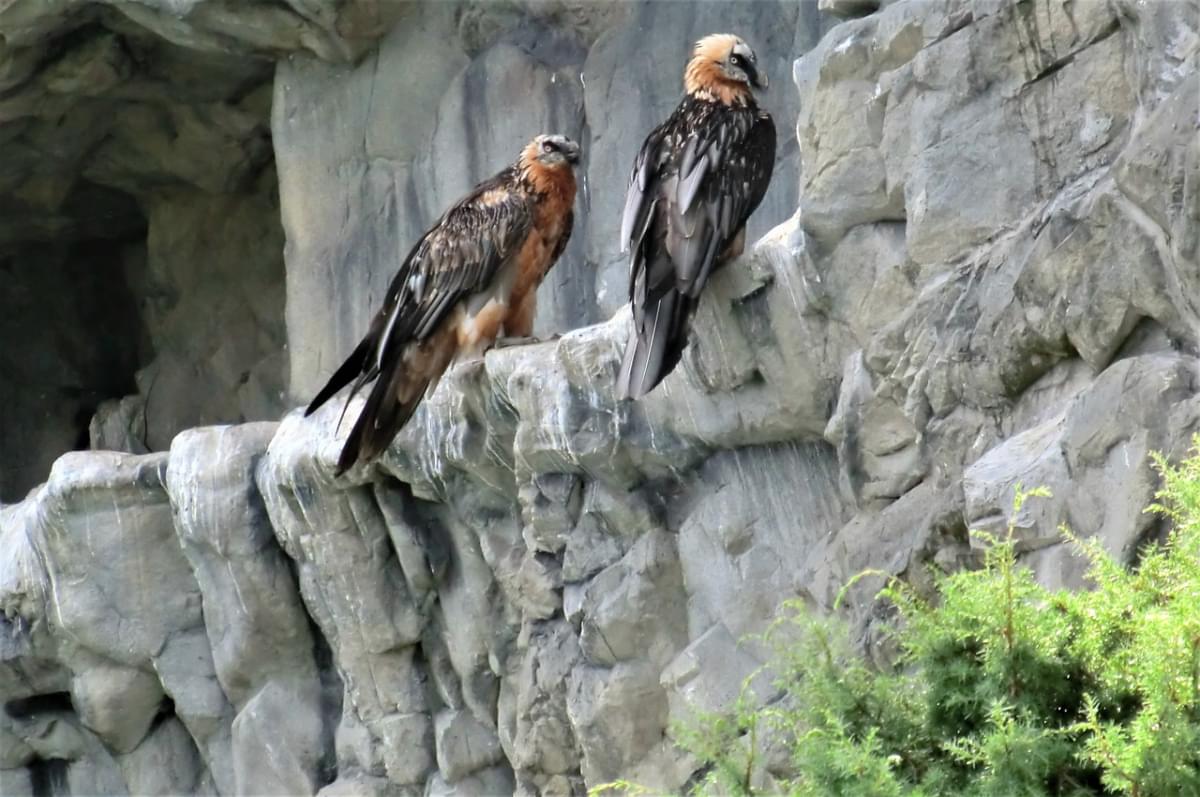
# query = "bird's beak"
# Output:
<box><xmin>755</xmin><ymin>71</ymin><xmax>769</xmax><ymax>91</ymax></box>
<box><xmin>564</xmin><ymin>141</ymin><xmax>581</xmax><ymax>164</ymax></box>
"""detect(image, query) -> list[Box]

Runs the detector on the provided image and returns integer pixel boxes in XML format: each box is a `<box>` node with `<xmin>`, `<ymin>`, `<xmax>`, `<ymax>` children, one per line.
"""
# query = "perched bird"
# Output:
<box><xmin>306</xmin><ymin>133</ymin><xmax>581</xmax><ymax>474</ymax></box>
<box><xmin>616</xmin><ymin>33</ymin><xmax>776</xmax><ymax>399</ymax></box>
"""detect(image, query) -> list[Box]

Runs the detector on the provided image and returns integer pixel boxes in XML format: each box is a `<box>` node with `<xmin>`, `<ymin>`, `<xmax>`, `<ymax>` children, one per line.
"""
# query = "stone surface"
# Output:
<box><xmin>2</xmin><ymin>0</ymin><xmax>1199</xmax><ymax>794</ymax></box>
<box><xmin>0</xmin><ymin>0</ymin><xmax>292</xmax><ymax>498</ymax></box>
<box><xmin>117</xmin><ymin>717</ymin><xmax>206</xmax><ymax>797</ymax></box>
<box><xmin>567</xmin><ymin>661</ymin><xmax>668</xmax><ymax>785</ymax></box>
<box><xmin>0</xmin><ymin>1</ymin><xmax>397</xmax><ymax>63</ymax></box>
<box><xmin>130</xmin><ymin>185</ymin><xmax>288</xmax><ymax>452</ymax></box>
<box><xmin>433</xmin><ymin>709</ymin><xmax>505</xmax><ymax>783</ymax></box>
<box><xmin>819</xmin><ymin>0</ymin><xmax>882</xmax><ymax>18</ymax></box>
<box><xmin>0</xmin><ymin>450</ymin><xmax>228</xmax><ymax>793</ymax></box>
<box><xmin>71</xmin><ymin>662</ymin><xmax>166</xmax><ymax>754</ymax></box>
<box><xmin>660</xmin><ymin>624</ymin><xmax>780</xmax><ymax>724</ymax></box>
<box><xmin>273</xmin><ymin>3</ymin><xmax>471</xmax><ymax>402</ymax></box>
<box><xmin>257</xmin><ymin>411</ymin><xmax>435</xmax><ymax>788</ymax></box>
<box><xmin>425</xmin><ymin>765</ymin><xmax>515</xmax><ymax>797</ymax></box>
<box><xmin>166</xmin><ymin>423</ymin><xmax>327</xmax><ymax>795</ymax></box>
<box><xmin>964</xmin><ymin>353</ymin><xmax>1200</xmax><ymax>588</ymax></box>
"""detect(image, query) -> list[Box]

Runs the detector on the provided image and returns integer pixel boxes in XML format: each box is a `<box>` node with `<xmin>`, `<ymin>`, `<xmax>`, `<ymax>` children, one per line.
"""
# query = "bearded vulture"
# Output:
<box><xmin>617</xmin><ymin>33</ymin><xmax>776</xmax><ymax>399</ymax></box>
<box><xmin>306</xmin><ymin>134</ymin><xmax>581</xmax><ymax>473</ymax></box>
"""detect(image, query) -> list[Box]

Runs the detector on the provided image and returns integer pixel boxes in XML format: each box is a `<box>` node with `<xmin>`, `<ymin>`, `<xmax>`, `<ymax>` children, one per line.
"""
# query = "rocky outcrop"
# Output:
<box><xmin>0</xmin><ymin>0</ymin><xmax>313</xmax><ymax>498</ymax></box>
<box><xmin>2</xmin><ymin>0</ymin><xmax>1199</xmax><ymax>794</ymax></box>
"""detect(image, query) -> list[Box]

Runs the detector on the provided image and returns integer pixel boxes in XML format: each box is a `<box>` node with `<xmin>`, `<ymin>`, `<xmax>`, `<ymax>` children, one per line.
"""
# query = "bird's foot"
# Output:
<box><xmin>493</xmin><ymin>333</ymin><xmax>562</xmax><ymax>349</ymax></box>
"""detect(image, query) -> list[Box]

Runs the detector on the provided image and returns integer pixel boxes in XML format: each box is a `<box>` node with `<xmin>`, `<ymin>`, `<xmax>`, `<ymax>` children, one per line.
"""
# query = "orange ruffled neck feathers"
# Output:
<box><xmin>684</xmin><ymin>34</ymin><xmax>752</xmax><ymax>106</ymax></box>
<box><xmin>518</xmin><ymin>143</ymin><xmax>577</xmax><ymax>201</ymax></box>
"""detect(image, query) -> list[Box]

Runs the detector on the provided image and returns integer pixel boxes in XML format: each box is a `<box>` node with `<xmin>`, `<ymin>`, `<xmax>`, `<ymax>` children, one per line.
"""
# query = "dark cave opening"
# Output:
<box><xmin>150</xmin><ymin>694</ymin><xmax>177</xmax><ymax>731</ymax></box>
<box><xmin>4</xmin><ymin>691</ymin><xmax>75</xmax><ymax>719</ymax></box>
<box><xmin>0</xmin><ymin>197</ymin><xmax>150</xmax><ymax>502</ymax></box>
<box><xmin>0</xmin><ymin>10</ymin><xmax>288</xmax><ymax>502</ymax></box>
<box><xmin>5</xmin><ymin>693</ymin><xmax>75</xmax><ymax>795</ymax></box>
<box><xmin>28</xmin><ymin>757</ymin><xmax>70</xmax><ymax>797</ymax></box>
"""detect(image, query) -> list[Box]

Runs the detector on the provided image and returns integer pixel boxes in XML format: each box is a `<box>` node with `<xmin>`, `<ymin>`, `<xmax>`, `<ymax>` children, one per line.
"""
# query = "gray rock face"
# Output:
<box><xmin>166</xmin><ymin>424</ymin><xmax>326</xmax><ymax>795</ymax></box>
<box><xmin>2</xmin><ymin>0</ymin><xmax>1199</xmax><ymax>794</ymax></box>
<box><xmin>0</xmin><ymin>432</ymin><xmax>331</xmax><ymax>794</ymax></box>
<box><xmin>0</xmin><ymin>450</ymin><xmax>229</xmax><ymax>793</ymax></box>
<box><xmin>0</xmin><ymin>0</ymin><xmax>295</xmax><ymax>498</ymax></box>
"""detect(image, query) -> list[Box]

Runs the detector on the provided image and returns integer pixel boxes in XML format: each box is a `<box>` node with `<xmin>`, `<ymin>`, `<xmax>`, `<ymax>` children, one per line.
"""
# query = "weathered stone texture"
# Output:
<box><xmin>2</xmin><ymin>0</ymin><xmax>1199</xmax><ymax>794</ymax></box>
<box><xmin>0</xmin><ymin>0</ymin><xmax>292</xmax><ymax>499</ymax></box>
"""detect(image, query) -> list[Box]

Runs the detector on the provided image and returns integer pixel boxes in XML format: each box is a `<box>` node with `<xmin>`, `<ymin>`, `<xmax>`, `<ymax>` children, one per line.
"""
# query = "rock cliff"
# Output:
<box><xmin>1</xmin><ymin>0</ymin><xmax>1198</xmax><ymax>794</ymax></box>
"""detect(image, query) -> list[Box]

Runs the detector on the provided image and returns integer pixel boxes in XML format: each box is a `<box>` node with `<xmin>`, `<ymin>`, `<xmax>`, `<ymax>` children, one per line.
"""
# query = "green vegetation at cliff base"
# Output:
<box><xmin>604</xmin><ymin>445</ymin><xmax>1200</xmax><ymax>796</ymax></box>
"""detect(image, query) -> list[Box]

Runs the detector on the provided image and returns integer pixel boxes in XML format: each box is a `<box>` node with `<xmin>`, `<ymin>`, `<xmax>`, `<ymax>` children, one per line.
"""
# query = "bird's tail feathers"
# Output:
<box><xmin>333</xmin><ymin>325</ymin><xmax>459</xmax><ymax>475</ymax></box>
<box><xmin>334</xmin><ymin>368</ymin><xmax>376</xmax><ymax>436</ymax></box>
<box><xmin>335</xmin><ymin>354</ymin><xmax>425</xmax><ymax>476</ymax></box>
<box><xmin>306</xmin><ymin>336</ymin><xmax>373</xmax><ymax>416</ymax></box>
<box><xmin>616</xmin><ymin>288</ymin><xmax>695</xmax><ymax>400</ymax></box>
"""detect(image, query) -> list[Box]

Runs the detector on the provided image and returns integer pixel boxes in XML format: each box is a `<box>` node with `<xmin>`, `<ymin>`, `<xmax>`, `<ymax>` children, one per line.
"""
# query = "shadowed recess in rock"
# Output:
<box><xmin>0</xmin><ymin>2</ymin><xmax>289</xmax><ymax>499</ymax></box>
<box><xmin>28</xmin><ymin>758</ymin><xmax>68</xmax><ymax>797</ymax></box>
<box><xmin>0</xmin><ymin>233</ymin><xmax>147</xmax><ymax>502</ymax></box>
<box><xmin>3</xmin><ymin>693</ymin><xmax>74</xmax><ymax>720</ymax></box>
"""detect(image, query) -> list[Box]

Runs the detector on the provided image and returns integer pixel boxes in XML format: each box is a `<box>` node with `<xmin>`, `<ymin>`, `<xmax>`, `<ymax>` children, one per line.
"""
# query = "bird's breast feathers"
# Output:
<box><xmin>451</xmin><ymin>170</ymin><xmax>574</xmax><ymax>350</ymax></box>
<box><xmin>507</xmin><ymin>196</ymin><xmax>573</xmax><ymax>331</ymax></box>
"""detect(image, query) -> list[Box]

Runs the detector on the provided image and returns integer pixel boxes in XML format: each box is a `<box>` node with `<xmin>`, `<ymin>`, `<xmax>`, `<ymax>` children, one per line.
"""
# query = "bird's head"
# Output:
<box><xmin>685</xmin><ymin>34</ymin><xmax>767</xmax><ymax>104</ymax></box>
<box><xmin>522</xmin><ymin>134</ymin><xmax>582</xmax><ymax>170</ymax></box>
<box><xmin>519</xmin><ymin>134</ymin><xmax>581</xmax><ymax>197</ymax></box>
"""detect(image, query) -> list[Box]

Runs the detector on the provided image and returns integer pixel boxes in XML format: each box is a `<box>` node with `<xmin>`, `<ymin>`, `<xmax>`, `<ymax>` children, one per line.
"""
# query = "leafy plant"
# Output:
<box><xmin>633</xmin><ymin>446</ymin><xmax>1200</xmax><ymax>796</ymax></box>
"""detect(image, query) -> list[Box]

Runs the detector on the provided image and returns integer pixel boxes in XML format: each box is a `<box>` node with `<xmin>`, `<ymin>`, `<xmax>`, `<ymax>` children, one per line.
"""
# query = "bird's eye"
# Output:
<box><xmin>542</xmin><ymin>142</ymin><xmax>555</xmax><ymax>153</ymax></box>
<box><xmin>730</xmin><ymin>54</ymin><xmax>743</xmax><ymax>67</ymax></box>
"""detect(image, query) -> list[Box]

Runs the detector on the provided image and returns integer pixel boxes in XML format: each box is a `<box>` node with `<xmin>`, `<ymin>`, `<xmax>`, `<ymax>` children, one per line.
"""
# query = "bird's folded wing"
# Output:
<box><xmin>375</xmin><ymin>182</ymin><xmax>534</xmax><ymax>367</ymax></box>
<box><xmin>668</xmin><ymin>111</ymin><xmax>776</xmax><ymax>297</ymax></box>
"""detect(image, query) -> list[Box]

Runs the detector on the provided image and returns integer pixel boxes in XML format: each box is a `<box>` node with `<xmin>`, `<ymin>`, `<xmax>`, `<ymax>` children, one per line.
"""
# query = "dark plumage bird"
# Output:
<box><xmin>306</xmin><ymin>133</ymin><xmax>580</xmax><ymax>474</ymax></box>
<box><xmin>616</xmin><ymin>33</ymin><xmax>777</xmax><ymax>399</ymax></box>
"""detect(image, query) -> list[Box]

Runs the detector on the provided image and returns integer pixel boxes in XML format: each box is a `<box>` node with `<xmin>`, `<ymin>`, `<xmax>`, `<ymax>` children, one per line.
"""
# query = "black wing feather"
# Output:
<box><xmin>619</xmin><ymin>127</ymin><xmax>668</xmax><ymax>252</ymax></box>
<box><xmin>305</xmin><ymin>333</ymin><xmax>373</xmax><ymax>416</ymax></box>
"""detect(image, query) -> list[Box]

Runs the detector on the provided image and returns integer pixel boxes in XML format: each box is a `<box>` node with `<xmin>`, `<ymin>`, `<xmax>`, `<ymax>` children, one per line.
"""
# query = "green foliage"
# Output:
<box><xmin>661</xmin><ymin>454</ymin><xmax>1200</xmax><ymax>797</ymax></box>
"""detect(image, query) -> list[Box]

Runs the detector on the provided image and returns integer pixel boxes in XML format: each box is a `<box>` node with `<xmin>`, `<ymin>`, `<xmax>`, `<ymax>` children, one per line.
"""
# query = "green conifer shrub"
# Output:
<box><xmin>601</xmin><ymin>448</ymin><xmax>1200</xmax><ymax>796</ymax></box>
